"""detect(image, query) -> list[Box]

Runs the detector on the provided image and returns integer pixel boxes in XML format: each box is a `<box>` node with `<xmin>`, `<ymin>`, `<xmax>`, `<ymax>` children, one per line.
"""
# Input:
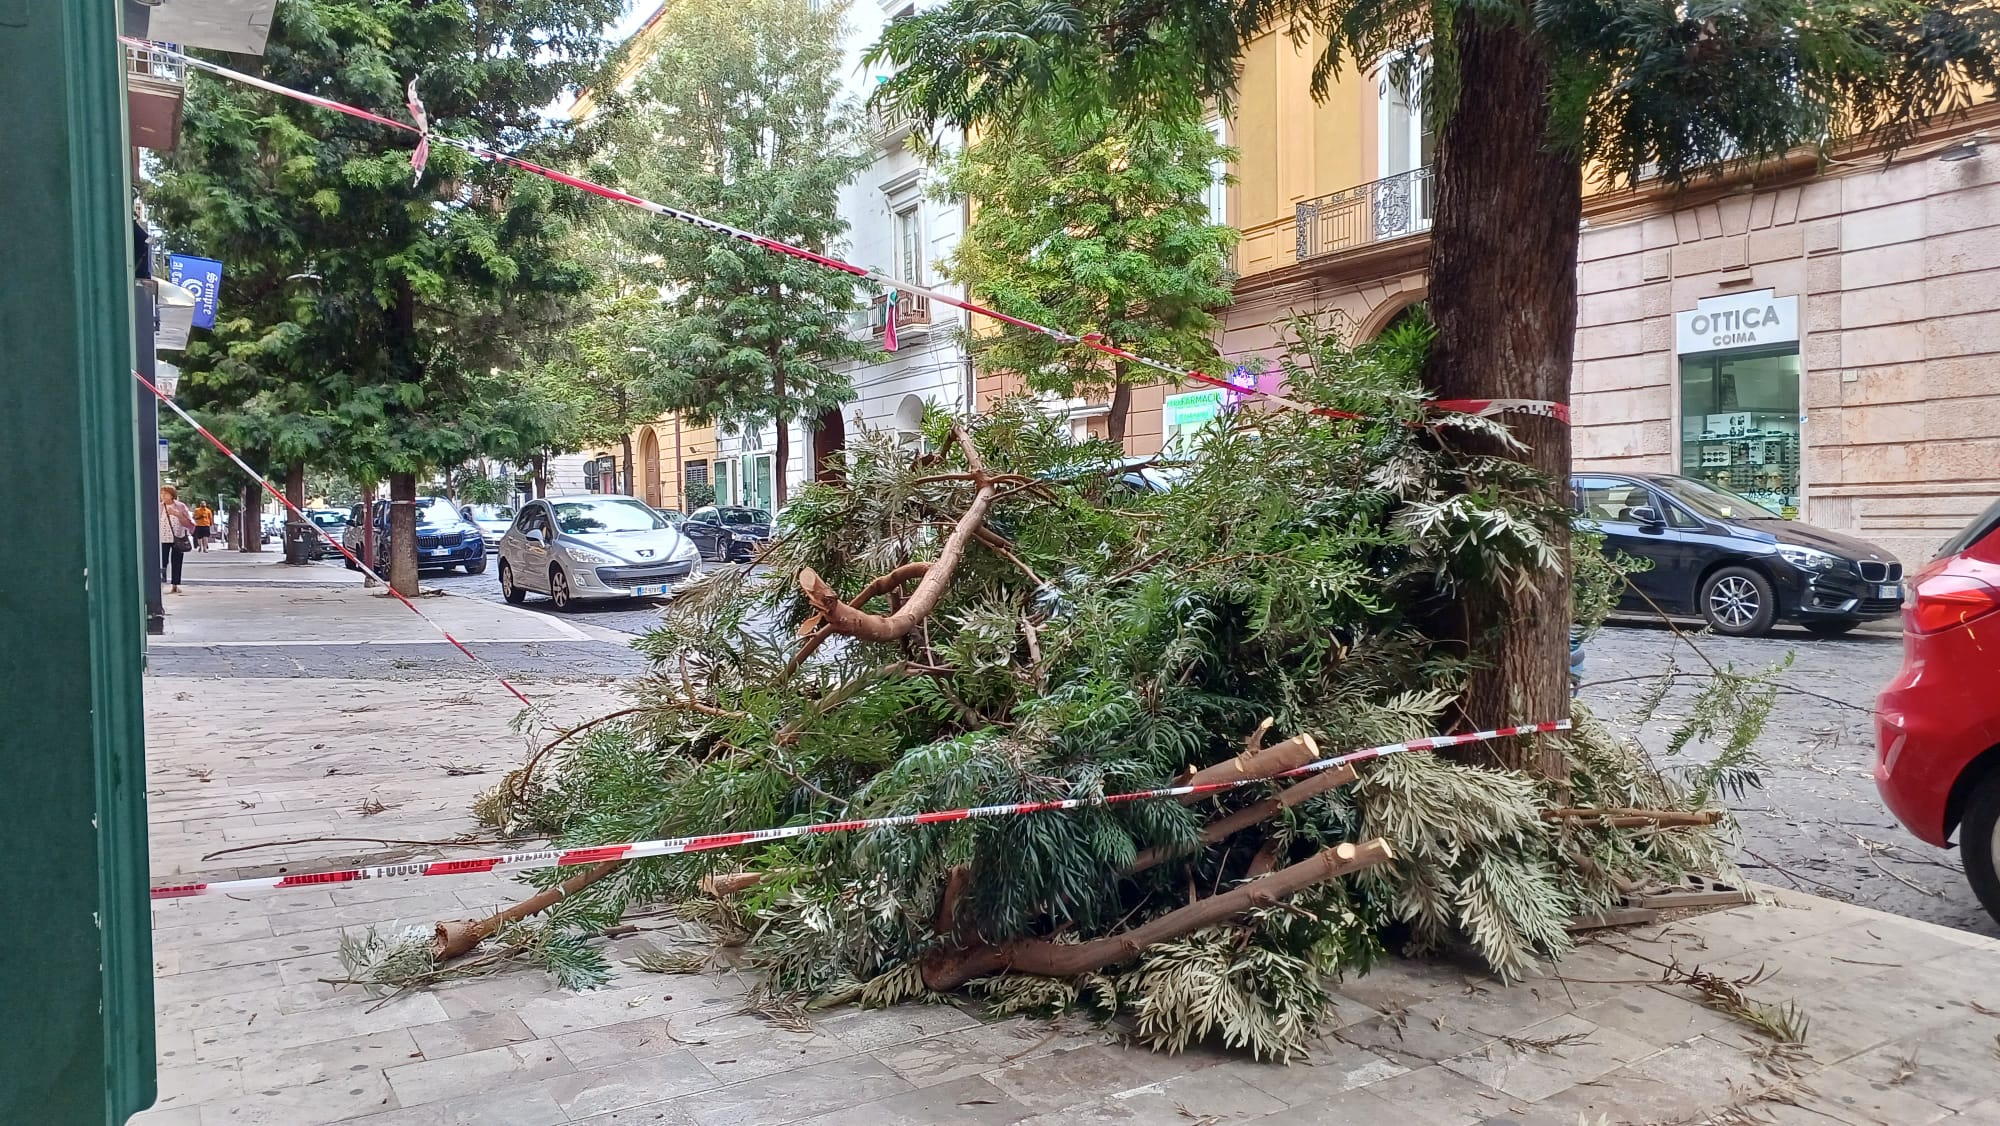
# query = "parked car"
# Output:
<box><xmin>496</xmin><ymin>494</ymin><xmax>701</xmax><ymax>610</ymax></box>
<box><xmin>681</xmin><ymin>505</ymin><xmax>774</xmax><ymax>563</ymax></box>
<box><xmin>341</xmin><ymin>496</ymin><xmax>486</xmax><ymax>574</ymax></box>
<box><xmin>303</xmin><ymin>508</ymin><xmax>348</xmax><ymax>560</ymax></box>
<box><xmin>1571</xmin><ymin>472</ymin><xmax>1905</xmax><ymax>637</ymax></box>
<box><xmin>459</xmin><ymin>503</ymin><xmax>516</xmax><ymax>550</ymax></box>
<box><xmin>1875</xmin><ymin>497</ymin><xmax>2000</xmax><ymax>924</ymax></box>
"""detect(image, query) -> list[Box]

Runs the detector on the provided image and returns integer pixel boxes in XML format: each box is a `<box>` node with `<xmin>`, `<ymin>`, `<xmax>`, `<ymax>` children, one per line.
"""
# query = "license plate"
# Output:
<box><xmin>1878</xmin><ymin>584</ymin><xmax>1899</xmax><ymax>599</ymax></box>
<box><xmin>430</xmin><ymin>547</ymin><xmax>450</xmax><ymax>556</ymax></box>
<box><xmin>632</xmin><ymin>583</ymin><xmax>672</xmax><ymax>596</ymax></box>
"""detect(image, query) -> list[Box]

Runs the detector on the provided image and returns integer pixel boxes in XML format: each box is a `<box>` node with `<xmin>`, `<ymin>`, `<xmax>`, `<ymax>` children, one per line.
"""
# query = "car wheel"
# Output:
<box><xmin>1699</xmin><ymin>566</ymin><xmax>1776</xmax><ymax>637</ymax></box>
<box><xmin>1803</xmin><ymin>619</ymin><xmax>1860</xmax><ymax>637</ymax></box>
<box><xmin>548</xmin><ymin>566</ymin><xmax>576</xmax><ymax>612</ymax></box>
<box><xmin>1962</xmin><ymin>771</ymin><xmax>2000</xmax><ymax>928</ymax></box>
<box><xmin>343</xmin><ymin>552</ymin><xmax>358</xmax><ymax>571</ymax></box>
<box><xmin>499</xmin><ymin>560</ymin><xmax>526</xmax><ymax>604</ymax></box>
<box><xmin>463</xmin><ymin>554</ymin><xmax>487</xmax><ymax>576</ymax></box>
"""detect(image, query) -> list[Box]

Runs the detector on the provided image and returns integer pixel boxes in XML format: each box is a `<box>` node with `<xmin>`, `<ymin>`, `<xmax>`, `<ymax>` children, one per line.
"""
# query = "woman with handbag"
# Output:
<box><xmin>160</xmin><ymin>484</ymin><xmax>194</xmax><ymax>594</ymax></box>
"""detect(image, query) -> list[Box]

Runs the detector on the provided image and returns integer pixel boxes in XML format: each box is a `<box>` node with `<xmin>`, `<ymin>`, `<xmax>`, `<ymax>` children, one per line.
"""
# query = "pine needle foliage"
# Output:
<box><xmin>471</xmin><ymin>323</ymin><xmax>1747</xmax><ymax>1059</ymax></box>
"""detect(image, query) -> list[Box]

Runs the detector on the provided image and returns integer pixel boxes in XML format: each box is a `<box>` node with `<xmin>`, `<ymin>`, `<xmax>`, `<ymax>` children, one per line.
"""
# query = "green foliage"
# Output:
<box><xmin>460</xmin><ymin>324</ymin><xmax>1750</xmax><ymax>1057</ymax></box>
<box><xmin>869</xmin><ymin>0</ymin><xmax>1999</xmax><ymax>192</ymax></box>
<box><xmin>1571</xmin><ymin>527</ymin><xmax>1651</xmax><ymax>639</ymax></box>
<box><xmin>594</xmin><ymin>0</ymin><xmax>875</xmax><ymax>507</ymax></box>
<box><xmin>938</xmin><ymin>101</ymin><xmax>1237</xmax><ymax>441</ymax></box>
<box><xmin>147</xmin><ymin>0</ymin><xmax>621</xmax><ymax>555</ymax></box>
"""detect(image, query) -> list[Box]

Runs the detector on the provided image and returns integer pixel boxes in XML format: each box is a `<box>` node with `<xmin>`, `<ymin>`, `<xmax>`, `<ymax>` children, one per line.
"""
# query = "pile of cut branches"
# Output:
<box><xmin>391</xmin><ymin>323</ymin><xmax>1748</xmax><ymax>1061</ymax></box>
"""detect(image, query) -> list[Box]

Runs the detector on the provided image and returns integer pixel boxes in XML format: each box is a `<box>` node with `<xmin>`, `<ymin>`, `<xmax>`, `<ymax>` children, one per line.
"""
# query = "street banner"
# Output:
<box><xmin>166</xmin><ymin>254</ymin><xmax>223</xmax><ymax>329</ymax></box>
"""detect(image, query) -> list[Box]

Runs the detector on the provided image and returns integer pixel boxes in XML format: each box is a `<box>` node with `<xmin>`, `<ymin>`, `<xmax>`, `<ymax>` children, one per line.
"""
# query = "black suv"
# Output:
<box><xmin>1571</xmin><ymin>472</ymin><xmax>1904</xmax><ymax>637</ymax></box>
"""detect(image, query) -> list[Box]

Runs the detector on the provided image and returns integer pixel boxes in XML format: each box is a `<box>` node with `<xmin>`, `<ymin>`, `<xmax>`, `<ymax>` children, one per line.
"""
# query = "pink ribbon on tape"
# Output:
<box><xmin>150</xmin><ymin>720</ymin><xmax>1569</xmax><ymax>899</ymax></box>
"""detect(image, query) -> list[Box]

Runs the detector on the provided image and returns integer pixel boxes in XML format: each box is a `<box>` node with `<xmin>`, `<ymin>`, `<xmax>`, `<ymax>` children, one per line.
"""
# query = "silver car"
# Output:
<box><xmin>459</xmin><ymin>503</ymin><xmax>517</xmax><ymax>551</ymax></box>
<box><xmin>496</xmin><ymin>495</ymin><xmax>701</xmax><ymax>611</ymax></box>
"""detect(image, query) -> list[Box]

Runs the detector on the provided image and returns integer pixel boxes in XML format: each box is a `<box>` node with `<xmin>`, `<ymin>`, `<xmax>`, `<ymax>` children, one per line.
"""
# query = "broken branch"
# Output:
<box><xmin>921</xmin><ymin>838</ymin><xmax>1393</xmax><ymax>990</ymax></box>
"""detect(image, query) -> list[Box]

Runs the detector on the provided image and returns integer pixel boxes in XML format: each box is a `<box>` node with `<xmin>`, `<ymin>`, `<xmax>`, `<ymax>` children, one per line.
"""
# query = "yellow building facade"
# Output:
<box><xmin>1217</xmin><ymin>33</ymin><xmax>2000</xmax><ymax>564</ymax></box>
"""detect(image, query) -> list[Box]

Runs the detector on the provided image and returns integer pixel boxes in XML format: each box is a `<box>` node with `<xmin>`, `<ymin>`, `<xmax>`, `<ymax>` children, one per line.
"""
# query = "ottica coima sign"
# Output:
<box><xmin>1675</xmin><ymin>289</ymin><xmax>1800</xmax><ymax>354</ymax></box>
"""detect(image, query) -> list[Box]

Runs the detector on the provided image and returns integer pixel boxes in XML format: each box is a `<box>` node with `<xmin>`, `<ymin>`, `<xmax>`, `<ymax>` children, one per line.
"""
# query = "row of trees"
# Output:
<box><xmin>154</xmin><ymin>0</ymin><xmax>1246</xmax><ymax>583</ymax></box>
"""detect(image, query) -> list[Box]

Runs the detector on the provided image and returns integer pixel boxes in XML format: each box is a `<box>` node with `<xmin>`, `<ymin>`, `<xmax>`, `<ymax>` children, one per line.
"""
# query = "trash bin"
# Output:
<box><xmin>283</xmin><ymin>518</ymin><xmax>318</xmax><ymax>565</ymax></box>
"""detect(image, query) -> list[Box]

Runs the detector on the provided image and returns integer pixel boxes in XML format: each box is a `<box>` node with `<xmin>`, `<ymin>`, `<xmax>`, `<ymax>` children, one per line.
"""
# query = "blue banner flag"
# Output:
<box><xmin>167</xmin><ymin>255</ymin><xmax>223</xmax><ymax>330</ymax></box>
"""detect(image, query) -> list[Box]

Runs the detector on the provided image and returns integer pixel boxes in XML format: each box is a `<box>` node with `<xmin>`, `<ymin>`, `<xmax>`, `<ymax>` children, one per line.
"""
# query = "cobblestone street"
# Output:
<box><xmin>1580</xmin><ymin>618</ymin><xmax>1994</xmax><ymax>937</ymax></box>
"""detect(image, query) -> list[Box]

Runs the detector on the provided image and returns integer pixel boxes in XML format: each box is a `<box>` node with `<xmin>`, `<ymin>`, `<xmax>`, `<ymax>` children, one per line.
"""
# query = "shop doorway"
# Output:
<box><xmin>1677</xmin><ymin>346</ymin><xmax>1801</xmax><ymax>517</ymax></box>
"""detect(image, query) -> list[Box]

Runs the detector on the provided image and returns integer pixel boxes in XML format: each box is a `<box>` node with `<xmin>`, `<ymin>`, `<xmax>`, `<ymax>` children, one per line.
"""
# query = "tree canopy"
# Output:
<box><xmin>939</xmin><ymin>103</ymin><xmax>1237</xmax><ymax>445</ymax></box>
<box><xmin>599</xmin><ymin>0</ymin><xmax>875</xmax><ymax>507</ymax></box>
<box><xmin>148</xmin><ymin>0</ymin><xmax>624</xmax><ymax>577</ymax></box>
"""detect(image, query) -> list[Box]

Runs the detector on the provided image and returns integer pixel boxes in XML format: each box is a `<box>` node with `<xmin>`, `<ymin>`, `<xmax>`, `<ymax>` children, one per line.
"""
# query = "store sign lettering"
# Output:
<box><xmin>1674</xmin><ymin>290</ymin><xmax>1800</xmax><ymax>355</ymax></box>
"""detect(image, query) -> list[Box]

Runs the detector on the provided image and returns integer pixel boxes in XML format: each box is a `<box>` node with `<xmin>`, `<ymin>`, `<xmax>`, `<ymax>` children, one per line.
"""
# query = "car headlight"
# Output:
<box><xmin>565</xmin><ymin>547</ymin><xmax>617</xmax><ymax>566</ymax></box>
<box><xmin>731</xmin><ymin>531</ymin><xmax>761</xmax><ymax>543</ymax></box>
<box><xmin>1777</xmin><ymin>544</ymin><xmax>1842</xmax><ymax>572</ymax></box>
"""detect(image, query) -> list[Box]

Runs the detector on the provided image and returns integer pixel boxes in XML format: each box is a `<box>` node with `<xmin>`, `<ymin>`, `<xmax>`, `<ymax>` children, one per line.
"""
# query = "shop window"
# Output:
<box><xmin>1678</xmin><ymin>347</ymin><xmax>1800</xmax><ymax>517</ymax></box>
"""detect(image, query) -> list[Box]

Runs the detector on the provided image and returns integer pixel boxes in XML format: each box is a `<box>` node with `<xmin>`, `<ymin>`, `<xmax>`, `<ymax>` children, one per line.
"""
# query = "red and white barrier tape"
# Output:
<box><xmin>138</xmin><ymin>371</ymin><xmax>547</xmax><ymax>716</ymax></box>
<box><xmin>150</xmin><ymin>720</ymin><xmax>1567</xmax><ymax>899</ymax></box>
<box><xmin>127</xmin><ymin>38</ymin><xmax>1568</xmax><ymax>430</ymax></box>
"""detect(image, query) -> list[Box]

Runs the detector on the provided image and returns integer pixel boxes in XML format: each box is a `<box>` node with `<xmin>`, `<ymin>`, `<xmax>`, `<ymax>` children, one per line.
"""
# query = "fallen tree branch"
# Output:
<box><xmin>509</xmin><ymin>708</ymin><xmax>643</xmax><ymax>804</ymax></box>
<box><xmin>798</xmin><ymin>423</ymin><xmax>997</xmax><ymax>645</ymax></box>
<box><xmin>433</xmin><ymin>861</ymin><xmax>621</xmax><ymax>961</ymax></box>
<box><xmin>1127</xmin><ymin>765</ymin><xmax>1358</xmax><ymax>876</ymax></box>
<box><xmin>973</xmin><ymin>527</ymin><xmax>1047</xmax><ymax>589</ymax></box>
<box><xmin>921</xmin><ymin>838</ymin><xmax>1394</xmax><ymax>990</ymax></box>
<box><xmin>1542</xmin><ymin>807</ymin><xmax>1724</xmax><ymax>828</ymax></box>
<box><xmin>1175</xmin><ymin>732</ymin><xmax>1319</xmax><ymax>799</ymax></box>
<box><xmin>783</xmin><ymin>562</ymin><xmax>933</xmax><ymax>678</ymax></box>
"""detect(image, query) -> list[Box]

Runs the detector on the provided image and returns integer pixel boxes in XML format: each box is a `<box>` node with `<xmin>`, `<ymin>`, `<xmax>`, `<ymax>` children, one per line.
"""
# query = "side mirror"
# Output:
<box><xmin>525</xmin><ymin>528</ymin><xmax>546</xmax><ymax>544</ymax></box>
<box><xmin>1629</xmin><ymin>506</ymin><xmax>1665</xmax><ymax>529</ymax></box>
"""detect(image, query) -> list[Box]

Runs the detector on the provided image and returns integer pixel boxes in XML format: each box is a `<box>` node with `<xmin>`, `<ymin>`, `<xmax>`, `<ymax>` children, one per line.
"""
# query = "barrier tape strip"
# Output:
<box><xmin>127</xmin><ymin>38</ymin><xmax>1569</xmax><ymax>429</ymax></box>
<box><xmin>138</xmin><ymin>371</ymin><xmax>548</xmax><ymax>717</ymax></box>
<box><xmin>150</xmin><ymin>720</ymin><xmax>1567</xmax><ymax>899</ymax></box>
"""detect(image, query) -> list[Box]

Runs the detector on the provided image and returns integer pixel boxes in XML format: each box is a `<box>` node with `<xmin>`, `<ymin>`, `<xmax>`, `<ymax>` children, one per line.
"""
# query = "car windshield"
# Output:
<box><xmin>309</xmin><ymin>510</ymin><xmax>346</xmax><ymax>529</ymax></box>
<box><xmin>1653</xmin><ymin>476</ymin><xmax>1781</xmax><ymax>521</ymax></box>
<box><xmin>415</xmin><ymin>498</ymin><xmax>458</xmax><ymax>525</ymax></box>
<box><xmin>466</xmin><ymin>504</ymin><xmax>515</xmax><ymax>521</ymax></box>
<box><xmin>1937</xmin><ymin>496</ymin><xmax>2000</xmax><ymax>559</ymax></box>
<box><xmin>553</xmin><ymin>498</ymin><xmax>671</xmax><ymax>535</ymax></box>
<box><xmin>718</xmin><ymin>507</ymin><xmax>770</xmax><ymax>526</ymax></box>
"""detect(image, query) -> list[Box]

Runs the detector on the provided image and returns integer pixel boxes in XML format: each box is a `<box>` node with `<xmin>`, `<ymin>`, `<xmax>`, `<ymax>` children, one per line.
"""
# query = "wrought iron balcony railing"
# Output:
<box><xmin>869</xmin><ymin>99</ymin><xmax>916</xmax><ymax>148</ymax></box>
<box><xmin>126</xmin><ymin>42</ymin><xmax>187</xmax><ymax>86</ymax></box>
<box><xmin>1294</xmin><ymin>167</ymin><xmax>1433</xmax><ymax>262</ymax></box>
<box><xmin>870</xmin><ymin>290</ymin><xmax>931</xmax><ymax>334</ymax></box>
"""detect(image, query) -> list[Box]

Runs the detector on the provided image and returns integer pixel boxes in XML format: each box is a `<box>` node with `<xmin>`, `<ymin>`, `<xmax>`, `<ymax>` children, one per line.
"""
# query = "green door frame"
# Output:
<box><xmin>1</xmin><ymin>2</ymin><xmax>158</xmax><ymax>1122</ymax></box>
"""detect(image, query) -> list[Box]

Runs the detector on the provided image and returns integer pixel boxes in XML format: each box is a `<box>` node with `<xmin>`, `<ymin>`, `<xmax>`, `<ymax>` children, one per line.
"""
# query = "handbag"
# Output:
<box><xmin>164</xmin><ymin>502</ymin><xmax>193</xmax><ymax>553</ymax></box>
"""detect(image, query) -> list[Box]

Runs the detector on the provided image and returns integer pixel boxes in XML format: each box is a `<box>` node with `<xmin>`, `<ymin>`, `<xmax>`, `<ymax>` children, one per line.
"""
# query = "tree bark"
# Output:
<box><xmin>239</xmin><ymin>482</ymin><xmax>263</xmax><ymax>553</ymax></box>
<box><xmin>773</xmin><ymin>363</ymin><xmax>791</xmax><ymax>509</ymax></box>
<box><xmin>361</xmin><ymin>481</ymin><xmax>377</xmax><ymax>587</ymax></box>
<box><xmin>1105</xmin><ymin>369</ymin><xmax>1132</xmax><ymax>451</ymax></box>
<box><xmin>388</xmin><ymin>471</ymin><xmax>419</xmax><ymax>597</ymax></box>
<box><xmin>532</xmin><ymin>453</ymin><xmax>547</xmax><ymax>499</ymax></box>
<box><xmin>282</xmin><ymin>462</ymin><xmax>310</xmax><ymax>565</ymax></box>
<box><xmin>921</xmin><ymin>839</ymin><xmax>1394</xmax><ymax>990</ymax></box>
<box><xmin>620</xmin><ymin>430</ymin><xmax>636</xmax><ymax>497</ymax></box>
<box><xmin>1423</xmin><ymin>12</ymin><xmax>1580</xmax><ymax>777</ymax></box>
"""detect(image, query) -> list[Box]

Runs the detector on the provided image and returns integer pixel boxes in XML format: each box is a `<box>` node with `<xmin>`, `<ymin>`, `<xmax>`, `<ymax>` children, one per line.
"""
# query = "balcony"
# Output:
<box><xmin>1294</xmin><ymin>167</ymin><xmax>1434</xmax><ymax>262</ymax></box>
<box><xmin>869</xmin><ymin>99</ymin><xmax>916</xmax><ymax>150</ymax></box>
<box><xmin>126</xmin><ymin>42</ymin><xmax>187</xmax><ymax>152</ymax></box>
<box><xmin>870</xmin><ymin>290</ymin><xmax>931</xmax><ymax>335</ymax></box>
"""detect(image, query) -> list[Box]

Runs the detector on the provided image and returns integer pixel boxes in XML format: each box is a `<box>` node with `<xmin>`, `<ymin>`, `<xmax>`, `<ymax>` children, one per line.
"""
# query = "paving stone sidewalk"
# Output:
<box><xmin>132</xmin><ymin>583</ymin><xmax>2000</xmax><ymax>1126</ymax></box>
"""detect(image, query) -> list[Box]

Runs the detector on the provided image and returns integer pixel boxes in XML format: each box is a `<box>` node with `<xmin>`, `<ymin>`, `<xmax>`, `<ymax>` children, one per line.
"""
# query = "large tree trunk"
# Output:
<box><xmin>1422</xmin><ymin>12</ymin><xmax>1580</xmax><ymax>777</ymax></box>
<box><xmin>620</xmin><ymin>431</ymin><xmax>635</xmax><ymax>497</ymax></box>
<box><xmin>387</xmin><ymin>472</ymin><xmax>419</xmax><ymax>597</ymax></box>
<box><xmin>282</xmin><ymin>462</ymin><xmax>310</xmax><ymax>565</ymax></box>
<box><xmin>772</xmin><ymin>364</ymin><xmax>791</xmax><ymax>510</ymax></box>
<box><xmin>239</xmin><ymin>482</ymin><xmax>263</xmax><ymax>553</ymax></box>
<box><xmin>531</xmin><ymin>453</ymin><xmax>547</xmax><ymax>499</ymax></box>
<box><xmin>1105</xmin><ymin>367</ymin><xmax>1132</xmax><ymax>450</ymax></box>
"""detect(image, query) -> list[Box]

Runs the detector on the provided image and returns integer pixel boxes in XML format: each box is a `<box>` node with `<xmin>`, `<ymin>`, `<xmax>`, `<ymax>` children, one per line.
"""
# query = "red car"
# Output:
<box><xmin>1875</xmin><ymin>497</ymin><xmax>2000</xmax><ymax>923</ymax></box>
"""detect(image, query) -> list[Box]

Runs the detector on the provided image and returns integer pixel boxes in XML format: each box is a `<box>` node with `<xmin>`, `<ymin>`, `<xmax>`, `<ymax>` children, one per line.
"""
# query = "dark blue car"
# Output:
<box><xmin>342</xmin><ymin>496</ymin><xmax>486</xmax><ymax>574</ymax></box>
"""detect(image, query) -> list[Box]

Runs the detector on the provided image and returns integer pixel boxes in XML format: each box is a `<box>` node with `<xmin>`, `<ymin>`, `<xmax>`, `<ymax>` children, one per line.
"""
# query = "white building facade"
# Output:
<box><xmin>709</xmin><ymin>0</ymin><xmax>973</xmax><ymax>510</ymax></box>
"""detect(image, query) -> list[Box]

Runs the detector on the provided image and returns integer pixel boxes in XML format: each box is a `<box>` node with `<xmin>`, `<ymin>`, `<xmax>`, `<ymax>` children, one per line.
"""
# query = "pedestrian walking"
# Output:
<box><xmin>191</xmin><ymin>500</ymin><xmax>214</xmax><ymax>552</ymax></box>
<box><xmin>160</xmin><ymin>485</ymin><xmax>193</xmax><ymax>594</ymax></box>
